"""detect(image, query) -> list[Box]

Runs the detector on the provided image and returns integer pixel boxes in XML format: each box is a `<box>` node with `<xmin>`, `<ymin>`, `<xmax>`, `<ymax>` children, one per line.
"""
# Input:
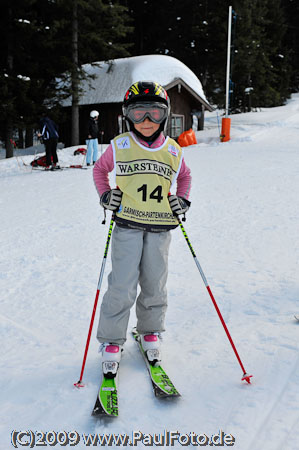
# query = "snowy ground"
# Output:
<box><xmin>1</xmin><ymin>95</ymin><xmax>299</xmax><ymax>449</ymax></box>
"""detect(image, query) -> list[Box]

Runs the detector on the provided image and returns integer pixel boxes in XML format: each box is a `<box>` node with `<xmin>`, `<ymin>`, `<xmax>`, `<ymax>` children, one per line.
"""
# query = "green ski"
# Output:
<box><xmin>132</xmin><ymin>328</ymin><xmax>180</xmax><ymax>398</ymax></box>
<box><xmin>92</xmin><ymin>375</ymin><xmax>118</xmax><ymax>417</ymax></box>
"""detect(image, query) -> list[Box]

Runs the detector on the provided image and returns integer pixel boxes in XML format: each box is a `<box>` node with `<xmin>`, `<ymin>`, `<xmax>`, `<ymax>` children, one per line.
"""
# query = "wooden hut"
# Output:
<box><xmin>61</xmin><ymin>55</ymin><xmax>213</xmax><ymax>145</ymax></box>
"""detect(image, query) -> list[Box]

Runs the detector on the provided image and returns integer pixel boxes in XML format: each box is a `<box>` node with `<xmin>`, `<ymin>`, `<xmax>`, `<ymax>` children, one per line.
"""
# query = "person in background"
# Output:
<box><xmin>86</xmin><ymin>110</ymin><xmax>99</xmax><ymax>166</ymax></box>
<box><xmin>93</xmin><ymin>81</ymin><xmax>191</xmax><ymax>378</ymax></box>
<box><xmin>38</xmin><ymin>115</ymin><xmax>59</xmax><ymax>170</ymax></box>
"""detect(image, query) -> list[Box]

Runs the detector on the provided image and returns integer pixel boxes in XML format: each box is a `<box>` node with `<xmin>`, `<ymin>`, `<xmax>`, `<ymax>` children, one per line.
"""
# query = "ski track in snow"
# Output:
<box><xmin>1</xmin><ymin>94</ymin><xmax>299</xmax><ymax>449</ymax></box>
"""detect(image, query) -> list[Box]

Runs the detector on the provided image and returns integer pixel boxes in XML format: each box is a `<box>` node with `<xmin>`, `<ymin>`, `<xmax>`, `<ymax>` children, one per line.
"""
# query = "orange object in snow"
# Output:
<box><xmin>220</xmin><ymin>117</ymin><xmax>231</xmax><ymax>142</ymax></box>
<box><xmin>177</xmin><ymin>129</ymin><xmax>197</xmax><ymax>147</ymax></box>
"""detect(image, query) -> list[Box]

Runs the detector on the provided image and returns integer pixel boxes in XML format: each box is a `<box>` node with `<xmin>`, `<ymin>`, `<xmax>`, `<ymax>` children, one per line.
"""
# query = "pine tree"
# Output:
<box><xmin>125</xmin><ymin>0</ymin><xmax>229</xmax><ymax>106</ymax></box>
<box><xmin>0</xmin><ymin>0</ymin><xmax>133</xmax><ymax>156</ymax></box>
<box><xmin>231</xmin><ymin>0</ymin><xmax>290</xmax><ymax>111</ymax></box>
<box><xmin>56</xmin><ymin>0</ymin><xmax>133</xmax><ymax>144</ymax></box>
<box><xmin>281</xmin><ymin>0</ymin><xmax>299</xmax><ymax>92</ymax></box>
<box><xmin>125</xmin><ymin>0</ymin><xmax>291</xmax><ymax>110</ymax></box>
<box><xmin>0</xmin><ymin>0</ymin><xmax>72</xmax><ymax>156</ymax></box>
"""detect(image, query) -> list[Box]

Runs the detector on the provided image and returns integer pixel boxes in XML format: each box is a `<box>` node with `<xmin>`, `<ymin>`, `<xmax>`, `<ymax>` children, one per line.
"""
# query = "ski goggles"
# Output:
<box><xmin>125</xmin><ymin>102</ymin><xmax>168</xmax><ymax>124</ymax></box>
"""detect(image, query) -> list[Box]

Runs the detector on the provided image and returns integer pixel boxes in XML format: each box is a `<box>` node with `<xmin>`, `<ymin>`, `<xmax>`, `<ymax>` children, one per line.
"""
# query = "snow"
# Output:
<box><xmin>1</xmin><ymin>94</ymin><xmax>299</xmax><ymax>449</ymax></box>
<box><xmin>62</xmin><ymin>55</ymin><xmax>209</xmax><ymax>107</ymax></box>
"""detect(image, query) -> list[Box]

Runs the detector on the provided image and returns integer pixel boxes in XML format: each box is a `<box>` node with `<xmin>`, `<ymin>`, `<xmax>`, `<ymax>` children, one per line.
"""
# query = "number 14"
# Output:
<box><xmin>137</xmin><ymin>184</ymin><xmax>163</xmax><ymax>203</ymax></box>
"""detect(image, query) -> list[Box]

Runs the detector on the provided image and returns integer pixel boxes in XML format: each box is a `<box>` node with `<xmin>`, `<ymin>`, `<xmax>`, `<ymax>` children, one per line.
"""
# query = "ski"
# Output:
<box><xmin>23</xmin><ymin>162</ymin><xmax>88</xmax><ymax>171</ymax></box>
<box><xmin>62</xmin><ymin>165</ymin><xmax>89</xmax><ymax>170</ymax></box>
<box><xmin>22</xmin><ymin>163</ymin><xmax>47</xmax><ymax>171</ymax></box>
<box><xmin>49</xmin><ymin>166</ymin><xmax>64</xmax><ymax>171</ymax></box>
<box><xmin>23</xmin><ymin>163</ymin><xmax>66</xmax><ymax>171</ymax></box>
<box><xmin>92</xmin><ymin>374</ymin><xmax>118</xmax><ymax>418</ymax></box>
<box><xmin>132</xmin><ymin>328</ymin><xmax>180</xmax><ymax>398</ymax></box>
<box><xmin>294</xmin><ymin>315</ymin><xmax>299</xmax><ymax>322</ymax></box>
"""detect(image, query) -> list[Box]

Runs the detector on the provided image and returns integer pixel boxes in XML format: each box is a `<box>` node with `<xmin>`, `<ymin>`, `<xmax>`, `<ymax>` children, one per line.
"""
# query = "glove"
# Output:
<box><xmin>100</xmin><ymin>189</ymin><xmax>122</xmax><ymax>211</ymax></box>
<box><xmin>168</xmin><ymin>195</ymin><xmax>191</xmax><ymax>215</ymax></box>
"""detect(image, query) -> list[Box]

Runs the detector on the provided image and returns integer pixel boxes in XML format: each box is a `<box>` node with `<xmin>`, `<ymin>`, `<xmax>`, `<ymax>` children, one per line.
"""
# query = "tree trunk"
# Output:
<box><xmin>5</xmin><ymin>118</ymin><xmax>14</xmax><ymax>158</ymax></box>
<box><xmin>6</xmin><ymin>5</ymin><xmax>14</xmax><ymax>158</ymax></box>
<box><xmin>25</xmin><ymin>128</ymin><xmax>34</xmax><ymax>147</ymax></box>
<box><xmin>18</xmin><ymin>128</ymin><xmax>24</xmax><ymax>149</ymax></box>
<box><xmin>71</xmin><ymin>0</ymin><xmax>80</xmax><ymax>146</ymax></box>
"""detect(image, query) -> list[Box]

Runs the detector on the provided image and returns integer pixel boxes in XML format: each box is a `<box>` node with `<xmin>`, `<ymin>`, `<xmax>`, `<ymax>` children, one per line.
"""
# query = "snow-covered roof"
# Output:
<box><xmin>71</xmin><ymin>55</ymin><xmax>211</xmax><ymax>108</ymax></box>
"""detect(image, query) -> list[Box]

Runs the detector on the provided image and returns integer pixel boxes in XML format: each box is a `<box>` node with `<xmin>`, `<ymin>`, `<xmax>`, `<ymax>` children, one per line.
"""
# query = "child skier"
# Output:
<box><xmin>86</xmin><ymin>110</ymin><xmax>100</xmax><ymax>165</ymax></box>
<box><xmin>93</xmin><ymin>81</ymin><xmax>191</xmax><ymax>378</ymax></box>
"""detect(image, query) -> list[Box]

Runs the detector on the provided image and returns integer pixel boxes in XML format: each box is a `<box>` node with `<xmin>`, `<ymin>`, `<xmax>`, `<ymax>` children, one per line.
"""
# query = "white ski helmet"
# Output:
<box><xmin>90</xmin><ymin>110</ymin><xmax>99</xmax><ymax>118</ymax></box>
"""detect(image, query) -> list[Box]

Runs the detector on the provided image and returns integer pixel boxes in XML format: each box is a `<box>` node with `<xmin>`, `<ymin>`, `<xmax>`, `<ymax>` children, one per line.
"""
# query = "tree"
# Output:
<box><xmin>0</xmin><ymin>1</ymin><xmax>35</xmax><ymax>157</ymax></box>
<box><xmin>124</xmin><ymin>0</ymin><xmax>231</xmax><ymax>106</ymax></box>
<box><xmin>68</xmin><ymin>0</ymin><xmax>132</xmax><ymax>145</ymax></box>
<box><xmin>55</xmin><ymin>0</ymin><xmax>133</xmax><ymax>144</ymax></box>
<box><xmin>0</xmin><ymin>0</ymin><xmax>70</xmax><ymax>156</ymax></box>
<box><xmin>229</xmin><ymin>0</ymin><xmax>290</xmax><ymax>111</ymax></box>
<box><xmin>71</xmin><ymin>0</ymin><xmax>80</xmax><ymax>146</ymax></box>
<box><xmin>125</xmin><ymin>0</ymin><xmax>291</xmax><ymax>110</ymax></box>
<box><xmin>281</xmin><ymin>0</ymin><xmax>299</xmax><ymax>92</ymax></box>
<box><xmin>0</xmin><ymin>0</ymin><xmax>133</xmax><ymax>156</ymax></box>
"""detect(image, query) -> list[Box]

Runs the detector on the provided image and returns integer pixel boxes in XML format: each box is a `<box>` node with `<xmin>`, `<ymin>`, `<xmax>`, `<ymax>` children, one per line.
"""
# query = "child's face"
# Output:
<box><xmin>133</xmin><ymin>118</ymin><xmax>160</xmax><ymax>138</ymax></box>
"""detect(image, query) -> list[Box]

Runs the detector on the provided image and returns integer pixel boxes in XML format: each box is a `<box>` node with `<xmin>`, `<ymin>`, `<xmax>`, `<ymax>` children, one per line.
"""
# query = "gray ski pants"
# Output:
<box><xmin>96</xmin><ymin>225</ymin><xmax>171</xmax><ymax>345</ymax></box>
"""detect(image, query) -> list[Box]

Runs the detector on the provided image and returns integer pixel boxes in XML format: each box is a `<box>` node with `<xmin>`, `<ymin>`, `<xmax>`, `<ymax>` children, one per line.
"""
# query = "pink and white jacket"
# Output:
<box><xmin>93</xmin><ymin>132</ymin><xmax>192</xmax><ymax>199</ymax></box>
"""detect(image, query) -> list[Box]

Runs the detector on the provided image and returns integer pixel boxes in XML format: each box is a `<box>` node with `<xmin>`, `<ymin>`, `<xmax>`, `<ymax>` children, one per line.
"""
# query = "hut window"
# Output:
<box><xmin>170</xmin><ymin>114</ymin><xmax>184</xmax><ymax>138</ymax></box>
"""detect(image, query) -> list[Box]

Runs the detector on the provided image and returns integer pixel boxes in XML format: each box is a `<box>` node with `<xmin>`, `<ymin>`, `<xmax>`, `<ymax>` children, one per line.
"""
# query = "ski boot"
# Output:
<box><xmin>100</xmin><ymin>344</ymin><xmax>122</xmax><ymax>379</ymax></box>
<box><xmin>140</xmin><ymin>333</ymin><xmax>162</xmax><ymax>366</ymax></box>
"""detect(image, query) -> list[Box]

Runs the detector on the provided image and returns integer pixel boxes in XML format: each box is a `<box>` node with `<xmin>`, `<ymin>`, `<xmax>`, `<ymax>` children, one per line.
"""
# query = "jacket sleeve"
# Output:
<box><xmin>176</xmin><ymin>157</ymin><xmax>191</xmax><ymax>200</ymax></box>
<box><xmin>40</xmin><ymin>124</ymin><xmax>46</xmax><ymax>138</ymax></box>
<box><xmin>93</xmin><ymin>144</ymin><xmax>114</xmax><ymax>196</ymax></box>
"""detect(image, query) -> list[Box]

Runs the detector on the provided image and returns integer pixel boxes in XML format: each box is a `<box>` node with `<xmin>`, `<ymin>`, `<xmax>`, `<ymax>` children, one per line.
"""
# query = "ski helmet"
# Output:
<box><xmin>122</xmin><ymin>81</ymin><xmax>170</xmax><ymax>139</ymax></box>
<box><xmin>90</xmin><ymin>110</ymin><xmax>99</xmax><ymax>118</ymax></box>
<box><xmin>123</xmin><ymin>81</ymin><xmax>170</xmax><ymax>108</ymax></box>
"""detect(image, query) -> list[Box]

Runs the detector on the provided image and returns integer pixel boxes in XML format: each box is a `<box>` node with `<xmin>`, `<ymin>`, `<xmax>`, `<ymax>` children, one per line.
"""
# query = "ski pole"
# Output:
<box><xmin>178</xmin><ymin>218</ymin><xmax>252</xmax><ymax>384</ymax></box>
<box><xmin>74</xmin><ymin>216</ymin><xmax>114</xmax><ymax>388</ymax></box>
<box><xmin>82</xmin><ymin>148</ymin><xmax>87</xmax><ymax>167</ymax></box>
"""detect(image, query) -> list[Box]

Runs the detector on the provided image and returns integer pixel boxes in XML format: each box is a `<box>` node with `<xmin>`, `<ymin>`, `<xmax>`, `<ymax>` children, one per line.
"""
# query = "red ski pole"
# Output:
<box><xmin>74</xmin><ymin>217</ymin><xmax>114</xmax><ymax>388</ymax></box>
<box><xmin>178</xmin><ymin>218</ymin><xmax>252</xmax><ymax>384</ymax></box>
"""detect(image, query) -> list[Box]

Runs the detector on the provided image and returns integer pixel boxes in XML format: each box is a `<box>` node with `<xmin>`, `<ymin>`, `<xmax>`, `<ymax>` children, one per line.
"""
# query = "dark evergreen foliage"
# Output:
<box><xmin>0</xmin><ymin>0</ymin><xmax>132</xmax><ymax>156</ymax></box>
<box><xmin>229</xmin><ymin>0</ymin><xmax>291</xmax><ymax>112</ymax></box>
<box><xmin>125</xmin><ymin>0</ymin><xmax>292</xmax><ymax>112</ymax></box>
<box><xmin>281</xmin><ymin>0</ymin><xmax>299</xmax><ymax>92</ymax></box>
